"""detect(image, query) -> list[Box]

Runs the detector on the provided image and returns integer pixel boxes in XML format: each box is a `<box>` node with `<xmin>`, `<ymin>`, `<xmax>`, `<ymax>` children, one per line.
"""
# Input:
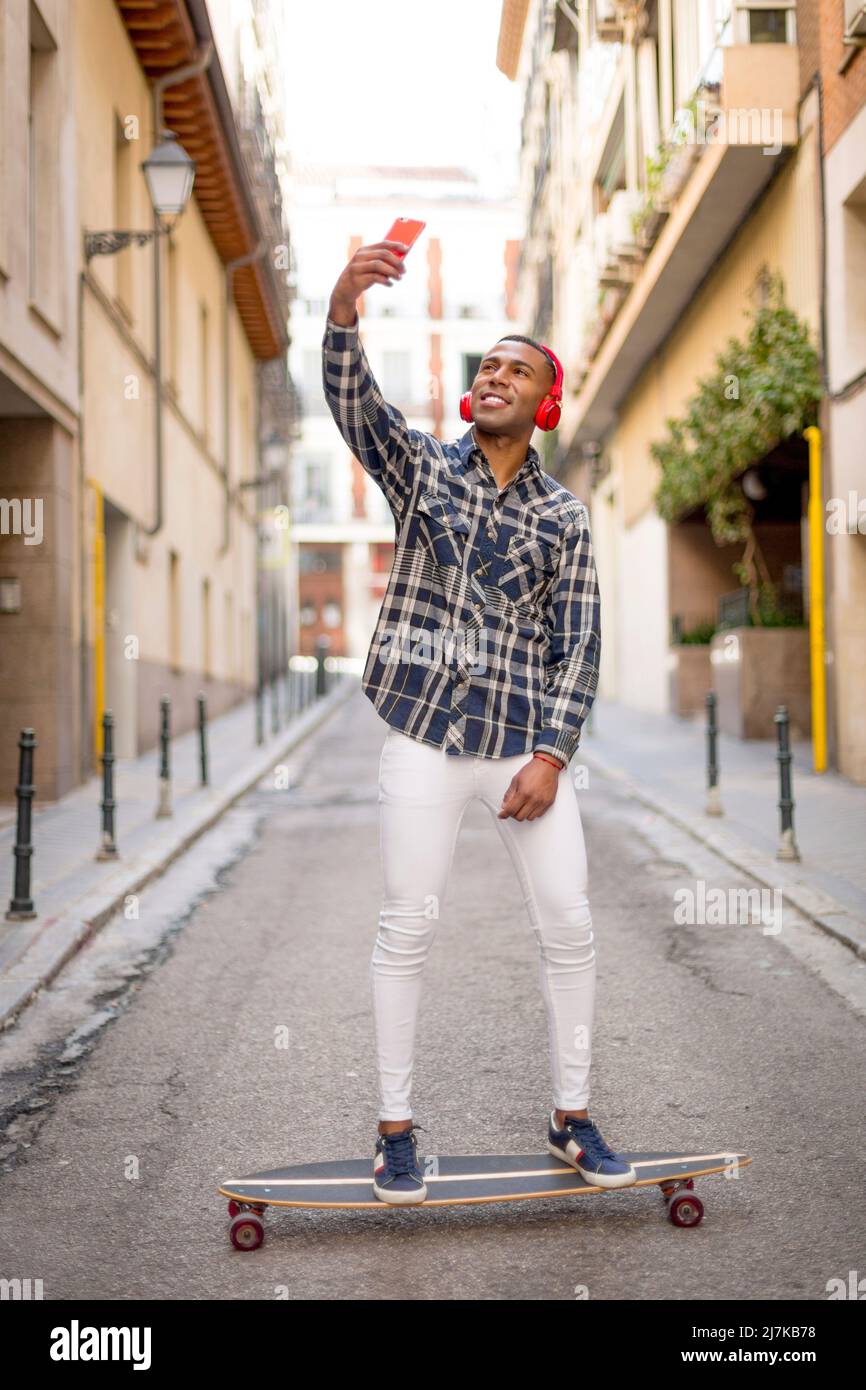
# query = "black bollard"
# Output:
<box><xmin>197</xmin><ymin>693</ymin><xmax>209</xmax><ymax>786</ymax></box>
<box><xmin>156</xmin><ymin>695</ymin><xmax>172</xmax><ymax>818</ymax></box>
<box><xmin>315</xmin><ymin>635</ymin><xmax>330</xmax><ymax>697</ymax></box>
<box><xmin>705</xmin><ymin>691</ymin><xmax>722</xmax><ymax>816</ymax></box>
<box><xmin>774</xmin><ymin>705</ymin><xmax>800</xmax><ymax>861</ymax></box>
<box><xmin>6</xmin><ymin>728</ymin><xmax>37</xmax><ymax>920</ymax></box>
<box><xmin>255</xmin><ymin>682</ymin><xmax>264</xmax><ymax>747</ymax></box>
<box><xmin>96</xmin><ymin>711</ymin><xmax>119</xmax><ymax>860</ymax></box>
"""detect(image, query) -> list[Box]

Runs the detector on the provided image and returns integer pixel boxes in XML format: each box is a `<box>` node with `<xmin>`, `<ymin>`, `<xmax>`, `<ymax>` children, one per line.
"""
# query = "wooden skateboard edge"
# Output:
<box><xmin>218</xmin><ymin>1154</ymin><xmax>752</xmax><ymax>1210</ymax></box>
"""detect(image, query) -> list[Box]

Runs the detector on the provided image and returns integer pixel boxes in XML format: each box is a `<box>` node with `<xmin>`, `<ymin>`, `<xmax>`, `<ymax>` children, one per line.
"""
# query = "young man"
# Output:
<box><xmin>322</xmin><ymin>238</ymin><xmax>636</xmax><ymax>1204</ymax></box>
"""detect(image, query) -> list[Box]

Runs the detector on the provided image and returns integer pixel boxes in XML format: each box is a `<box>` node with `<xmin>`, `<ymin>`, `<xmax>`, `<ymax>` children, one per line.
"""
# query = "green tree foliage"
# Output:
<box><xmin>650</xmin><ymin>271</ymin><xmax>822</xmax><ymax>622</ymax></box>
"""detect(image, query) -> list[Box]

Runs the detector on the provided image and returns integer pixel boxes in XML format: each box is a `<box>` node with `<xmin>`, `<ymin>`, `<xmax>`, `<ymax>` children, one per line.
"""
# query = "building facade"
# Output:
<box><xmin>500</xmin><ymin>0</ymin><xmax>866</xmax><ymax>782</ymax></box>
<box><xmin>0</xmin><ymin>0</ymin><xmax>293</xmax><ymax>802</ymax></box>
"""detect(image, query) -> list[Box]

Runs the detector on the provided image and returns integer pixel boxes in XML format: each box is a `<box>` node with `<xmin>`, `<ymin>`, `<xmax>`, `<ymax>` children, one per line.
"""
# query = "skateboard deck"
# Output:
<box><xmin>219</xmin><ymin>1150</ymin><xmax>752</xmax><ymax>1249</ymax></box>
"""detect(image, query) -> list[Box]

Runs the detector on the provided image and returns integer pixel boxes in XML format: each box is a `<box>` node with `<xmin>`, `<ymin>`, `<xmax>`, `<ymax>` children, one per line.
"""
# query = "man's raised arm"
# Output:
<box><xmin>322</xmin><ymin>239</ymin><xmax>422</xmax><ymax>519</ymax></box>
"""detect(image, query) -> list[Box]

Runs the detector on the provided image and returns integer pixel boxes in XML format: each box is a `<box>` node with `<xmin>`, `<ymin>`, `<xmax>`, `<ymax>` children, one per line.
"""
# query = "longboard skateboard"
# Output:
<box><xmin>219</xmin><ymin>1149</ymin><xmax>752</xmax><ymax>1250</ymax></box>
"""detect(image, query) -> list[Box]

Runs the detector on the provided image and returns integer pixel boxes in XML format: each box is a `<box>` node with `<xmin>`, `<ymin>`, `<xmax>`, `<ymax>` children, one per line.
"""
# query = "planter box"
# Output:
<box><xmin>710</xmin><ymin>626</ymin><xmax>810</xmax><ymax>740</ymax></box>
<box><xmin>668</xmin><ymin>644</ymin><xmax>713</xmax><ymax>717</ymax></box>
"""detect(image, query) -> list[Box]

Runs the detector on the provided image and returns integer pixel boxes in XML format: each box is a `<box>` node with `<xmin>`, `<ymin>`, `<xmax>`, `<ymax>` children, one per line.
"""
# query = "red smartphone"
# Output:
<box><xmin>384</xmin><ymin>217</ymin><xmax>426</xmax><ymax>258</ymax></box>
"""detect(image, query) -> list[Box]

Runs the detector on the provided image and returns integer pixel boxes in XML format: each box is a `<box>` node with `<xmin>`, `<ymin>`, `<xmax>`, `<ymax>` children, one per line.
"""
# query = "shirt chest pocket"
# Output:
<box><xmin>415</xmin><ymin>489</ymin><xmax>471</xmax><ymax>568</ymax></box>
<box><xmin>500</xmin><ymin>528</ymin><xmax>560</xmax><ymax>606</ymax></box>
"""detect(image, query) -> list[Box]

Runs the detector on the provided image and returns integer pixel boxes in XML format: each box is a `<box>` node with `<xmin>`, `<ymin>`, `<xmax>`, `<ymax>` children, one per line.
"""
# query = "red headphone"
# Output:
<box><xmin>460</xmin><ymin>341</ymin><xmax>564</xmax><ymax>431</ymax></box>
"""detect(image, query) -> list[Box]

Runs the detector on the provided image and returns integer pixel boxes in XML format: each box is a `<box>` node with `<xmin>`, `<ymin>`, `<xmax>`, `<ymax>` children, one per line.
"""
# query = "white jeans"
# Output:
<box><xmin>371</xmin><ymin>727</ymin><xmax>596</xmax><ymax>1120</ymax></box>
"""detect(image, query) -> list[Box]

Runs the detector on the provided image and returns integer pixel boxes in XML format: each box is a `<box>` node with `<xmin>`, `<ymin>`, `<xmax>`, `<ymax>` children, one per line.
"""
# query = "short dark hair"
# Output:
<box><xmin>494</xmin><ymin>333</ymin><xmax>557</xmax><ymax>387</ymax></box>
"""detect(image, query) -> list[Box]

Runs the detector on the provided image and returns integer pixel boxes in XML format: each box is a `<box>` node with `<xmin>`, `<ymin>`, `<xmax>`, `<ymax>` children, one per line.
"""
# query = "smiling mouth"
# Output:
<box><xmin>478</xmin><ymin>393</ymin><xmax>510</xmax><ymax>409</ymax></box>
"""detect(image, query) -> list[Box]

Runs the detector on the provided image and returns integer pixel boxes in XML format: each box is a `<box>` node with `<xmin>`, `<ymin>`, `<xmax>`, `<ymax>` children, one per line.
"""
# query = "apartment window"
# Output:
<box><xmin>200</xmin><ymin>301</ymin><xmax>210</xmax><ymax>444</ymax></box>
<box><xmin>201</xmin><ymin>576</ymin><xmax>211</xmax><ymax>678</ymax></box>
<box><xmin>28</xmin><ymin>1</ymin><xmax>60</xmax><ymax>324</ymax></box>
<box><xmin>749</xmin><ymin>8</ymin><xmax>787</xmax><ymax>41</ymax></box>
<box><xmin>463</xmin><ymin>354</ymin><xmax>483</xmax><ymax>393</ymax></box>
<box><xmin>735</xmin><ymin>2</ymin><xmax>795</xmax><ymax>44</ymax></box>
<box><xmin>381</xmin><ymin>350</ymin><xmax>411</xmax><ymax>402</ymax></box>
<box><xmin>169</xmin><ymin>551</ymin><xmax>181</xmax><ymax>670</ymax></box>
<box><xmin>113</xmin><ymin>112</ymin><xmax>134</xmax><ymax>319</ymax></box>
<box><xmin>302</xmin><ymin>347</ymin><xmax>325</xmax><ymax>413</ymax></box>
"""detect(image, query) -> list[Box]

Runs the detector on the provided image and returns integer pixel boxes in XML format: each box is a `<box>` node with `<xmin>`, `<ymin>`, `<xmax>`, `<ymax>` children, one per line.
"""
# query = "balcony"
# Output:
<box><xmin>570</xmin><ymin>41</ymin><xmax>800</xmax><ymax>446</ymax></box>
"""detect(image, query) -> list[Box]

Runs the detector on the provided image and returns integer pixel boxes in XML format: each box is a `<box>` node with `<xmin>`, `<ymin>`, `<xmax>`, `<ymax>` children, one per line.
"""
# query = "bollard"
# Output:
<box><xmin>271</xmin><ymin>673</ymin><xmax>280</xmax><ymax>736</ymax></box>
<box><xmin>96</xmin><ymin>711</ymin><xmax>119</xmax><ymax>860</ymax></box>
<box><xmin>315</xmin><ymin>635</ymin><xmax>330</xmax><ymax>697</ymax></box>
<box><xmin>774</xmin><ymin>705</ymin><xmax>800</xmax><ymax>861</ymax></box>
<box><xmin>6</xmin><ymin>728</ymin><xmax>37</xmax><ymax>920</ymax></box>
<box><xmin>705</xmin><ymin>691</ymin><xmax>722</xmax><ymax>816</ymax></box>
<box><xmin>197</xmin><ymin>693</ymin><xmax>209</xmax><ymax>787</ymax></box>
<box><xmin>255</xmin><ymin>682</ymin><xmax>264</xmax><ymax>747</ymax></box>
<box><xmin>156</xmin><ymin>695</ymin><xmax>172</xmax><ymax>818</ymax></box>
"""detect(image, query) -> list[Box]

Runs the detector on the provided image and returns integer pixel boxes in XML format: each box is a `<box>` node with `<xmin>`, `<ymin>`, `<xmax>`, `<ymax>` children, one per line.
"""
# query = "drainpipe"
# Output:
<box><xmin>142</xmin><ymin>42</ymin><xmax>213</xmax><ymax>538</ymax></box>
<box><xmin>221</xmin><ymin>239</ymin><xmax>266</xmax><ymax>556</ymax></box>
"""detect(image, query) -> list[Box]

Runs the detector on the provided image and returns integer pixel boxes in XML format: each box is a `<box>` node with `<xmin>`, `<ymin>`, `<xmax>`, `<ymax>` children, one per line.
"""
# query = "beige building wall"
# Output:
<box><xmin>74</xmin><ymin>0</ymin><xmax>259</xmax><ymax>760</ymax></box>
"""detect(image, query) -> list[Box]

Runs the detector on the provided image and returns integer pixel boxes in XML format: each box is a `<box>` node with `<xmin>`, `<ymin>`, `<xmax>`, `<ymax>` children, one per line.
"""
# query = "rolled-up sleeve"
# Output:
<box><xmin>534</xmin><ymin>504</ymin><xmax>601</xmax><ymax>766</ymax></box>
<box><xmin>322</xmin><ymin>315</ymin><xmax>420</xmax><ymax>519</ymax></box>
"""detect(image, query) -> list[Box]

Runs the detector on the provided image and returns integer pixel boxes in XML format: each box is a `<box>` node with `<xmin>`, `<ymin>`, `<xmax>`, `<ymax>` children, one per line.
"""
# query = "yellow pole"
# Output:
<box><xmin>803</xmin><ymin>426</ymin><xmax>826</xmax><ymax>773</ymax></box>
<box><xmin>88</xmin><ymin>482</ymin><xmax>106</xmax><ymax>766</ymax></box>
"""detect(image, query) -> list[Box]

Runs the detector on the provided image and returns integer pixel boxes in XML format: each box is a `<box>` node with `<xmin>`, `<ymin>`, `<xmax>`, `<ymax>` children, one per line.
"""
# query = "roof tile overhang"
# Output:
<box><xmin>115</xmin><ymin>0</ymin><xmax>287</xmax><ymax>360</ymax></box>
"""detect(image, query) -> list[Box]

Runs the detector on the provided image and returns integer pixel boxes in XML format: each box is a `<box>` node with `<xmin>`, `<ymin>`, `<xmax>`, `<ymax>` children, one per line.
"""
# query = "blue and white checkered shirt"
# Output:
<box><xmin>321</xmin><ymin>314</ymin><xmax>601</xmax><ymax>765</ymax></box>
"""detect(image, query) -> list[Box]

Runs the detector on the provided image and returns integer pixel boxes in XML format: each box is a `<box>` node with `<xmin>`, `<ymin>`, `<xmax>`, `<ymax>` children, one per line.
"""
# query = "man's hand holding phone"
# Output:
<box><xmin>328</xmin><ymin>220</ymin><xmax>425</xmax><ymax>327</ymax></box>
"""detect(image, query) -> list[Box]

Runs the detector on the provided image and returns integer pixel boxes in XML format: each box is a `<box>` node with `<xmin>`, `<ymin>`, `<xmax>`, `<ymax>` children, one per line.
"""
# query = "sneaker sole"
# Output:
<box><xmin>372</xmin><ymin>1183</ymin><xmax>428</xmax><ymax>1205</ymax></box>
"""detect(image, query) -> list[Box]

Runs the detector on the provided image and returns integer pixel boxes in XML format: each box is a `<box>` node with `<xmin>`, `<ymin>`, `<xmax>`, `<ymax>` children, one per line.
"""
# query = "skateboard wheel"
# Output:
<box><xmin>668</xmin><ymin>1192</ymin><xmax>704</xmax><ymax>1228</ymax></box>
<box><xmin>230</xmin><ymin>1212</ymin><xmax>265</xmax><ymax>1251</ymax></box>
<box><xmin>227</xmin><ymin>1200</ymin><xmax>240</xmax><ymax>1218</ymax></box>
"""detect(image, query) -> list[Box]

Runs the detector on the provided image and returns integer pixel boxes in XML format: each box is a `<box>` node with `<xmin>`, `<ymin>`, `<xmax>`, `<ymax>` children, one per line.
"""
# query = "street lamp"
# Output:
<box><xmin>83</xmin><ymin>130</ymin><xmax>195</xmax><ymax>262</ymax></box>
<box><xmin>141</xmin><ymin>130</ymin><xmax>195</xmax><ymax>220</ymax></box>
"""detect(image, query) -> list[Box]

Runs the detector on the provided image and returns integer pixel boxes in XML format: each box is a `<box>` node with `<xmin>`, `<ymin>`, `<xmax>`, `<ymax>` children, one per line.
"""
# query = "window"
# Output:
<box><xmin>298</xmin><ymin>547</ymin><xmax>340</xmax><ymax>574</ymax></box>
<box><xmin>463</xmin><ymin>353</ymin><xmax>483</xmax><ymax>393</ymax></box>
<box><xmin>734</xmin><ymin>2</ymin><xmax>795</xmax><ymax>44</ymax></box>
<box><xmin>381</xmin><ymin>350</ymin><xmax>411</xmax><ymax>402</ymax></box>
<box><xmin>28</xmin><ymin>1</ymin><xmax>60</xmax><ymax>323</ymax></box>
<box><xmin>748</xmin><ymin>8</ymin><xmax>787</xmax><ymax>41</ymax></box>
<box><xmin>301</xmin><ymin>348</ymin><xmax>325</xmax><ymax>414</ymax></box>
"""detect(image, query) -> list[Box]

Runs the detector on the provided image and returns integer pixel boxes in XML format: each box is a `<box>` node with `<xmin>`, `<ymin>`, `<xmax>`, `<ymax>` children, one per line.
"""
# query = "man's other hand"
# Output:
<box><xmin>498</xmin><ymin>756</ymin><xmax>561</xmax><ymax>821</ymax></box>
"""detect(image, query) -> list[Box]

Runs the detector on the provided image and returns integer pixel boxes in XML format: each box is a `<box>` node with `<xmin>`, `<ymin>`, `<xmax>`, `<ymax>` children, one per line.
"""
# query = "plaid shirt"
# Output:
<box><xmin>321</xmin><ymin>314</ymin><xmax>601</xmax><ymax>765</ymax></box>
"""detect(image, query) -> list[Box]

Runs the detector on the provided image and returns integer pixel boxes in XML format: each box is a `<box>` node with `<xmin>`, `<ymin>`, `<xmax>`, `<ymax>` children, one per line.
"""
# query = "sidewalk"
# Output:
<box><xmin>0</xmin><ymin>673</ymin><xmax>358</xmax><ymax>1028</ymax></box>
<box><xmin>580</xmin><ymin>698</ymin><xmax>866</xmax><ymax>958</ymax></box>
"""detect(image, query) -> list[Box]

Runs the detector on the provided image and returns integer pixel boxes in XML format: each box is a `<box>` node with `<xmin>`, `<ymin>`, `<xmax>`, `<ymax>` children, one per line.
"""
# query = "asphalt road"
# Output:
<box><xmin>1</xmin><ymin>688</ymin><xmax>864</xmax><ymax>1300</ymax></box>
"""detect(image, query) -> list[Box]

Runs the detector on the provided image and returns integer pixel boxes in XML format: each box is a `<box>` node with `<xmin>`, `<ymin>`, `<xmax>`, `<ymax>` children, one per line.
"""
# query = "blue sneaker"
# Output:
<box><xmin>372</xmin><ymin>1122</ymin><xmax>428</xmax><ymax>1204</ymax></box>
<box><xmin>548</xmin><ymin>1110</ymin><xmax>637</xmax><ymax>1188</ymax></box>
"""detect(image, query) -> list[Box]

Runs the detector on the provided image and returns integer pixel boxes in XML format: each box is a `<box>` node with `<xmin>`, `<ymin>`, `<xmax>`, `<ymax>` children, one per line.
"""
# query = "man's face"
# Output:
<box><xmin>471</xmin><ymin>341</ymin><xmax>555</xmax><ymax>435</ymax></box>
